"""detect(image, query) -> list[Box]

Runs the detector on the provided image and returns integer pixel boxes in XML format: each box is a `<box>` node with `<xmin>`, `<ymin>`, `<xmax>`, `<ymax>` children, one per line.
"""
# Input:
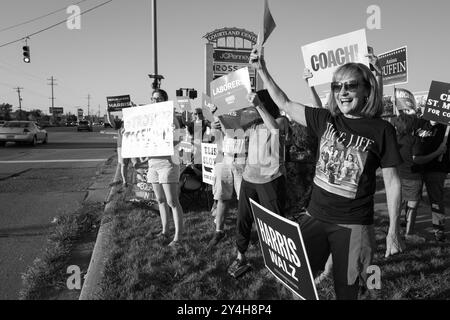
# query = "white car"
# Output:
<box><xmin>0</xmin><ymin>121</ymin><xmax>48</xmax><ymax>146</ymax></box>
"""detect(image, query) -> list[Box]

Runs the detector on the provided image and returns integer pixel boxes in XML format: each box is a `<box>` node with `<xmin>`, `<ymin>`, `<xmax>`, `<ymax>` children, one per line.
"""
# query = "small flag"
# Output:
<box><xmin>260</xmin><ymin>0</ymin><xmax>276</xmax><ymax>46</ymax></box>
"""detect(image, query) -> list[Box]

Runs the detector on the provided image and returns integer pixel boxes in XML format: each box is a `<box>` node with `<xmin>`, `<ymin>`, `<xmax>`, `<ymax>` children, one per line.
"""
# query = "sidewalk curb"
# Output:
<box><xmin>79</xmin><ymin>161</ymin><xmax>122</xmax><ymax>300</ymax></box>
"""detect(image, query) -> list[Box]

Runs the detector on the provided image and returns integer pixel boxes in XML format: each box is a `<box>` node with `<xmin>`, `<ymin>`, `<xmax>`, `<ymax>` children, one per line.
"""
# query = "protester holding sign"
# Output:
<box><xmin>106</xmin><ymin>110</ymin><xmax>129</xmax><ymax>187</ymax></box>
<box><xmin>391</xmin><ymin>114</ymin><xmax>446</xmax><ymax>240</ymax></box>
<box><xmin>228</xmin><ymin>89</ymin><xmax>289</xmax><ymax>276</ymax></box>
<box><xmin>145</xmin><ymin>89</ymin><xmax>185</xmax><ymax>248</ymax></box>
<box><xmin>415</xmin><ymin>119</ymin><xmax>450</xmax><ymax>242</ymax></box>
<box><xmin>249</xmin><ymin>48</ymin><xmax>404</xmax><ymax>299</ymax></box>
<box><xmin>207</xmin><ymin>115</ymin><xmax>247</xmax><ymax>249</ymax></box>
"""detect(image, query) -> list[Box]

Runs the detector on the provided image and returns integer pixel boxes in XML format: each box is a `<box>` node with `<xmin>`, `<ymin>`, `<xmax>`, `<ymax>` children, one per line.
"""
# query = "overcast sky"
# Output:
<box><xmin>0</xmin><ymin>0</ymin><xmax>449</xmax><ymax>115</ymax></box>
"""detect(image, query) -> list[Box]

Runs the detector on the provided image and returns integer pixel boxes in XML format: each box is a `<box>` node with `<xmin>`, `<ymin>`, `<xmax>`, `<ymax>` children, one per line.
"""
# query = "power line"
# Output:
<box><xmin>0</xmin><ymin>0</ymin><xmax>90</xmax><ymax>33</ymax></box>
<box><xmin>0</xmin><ymin>0</ymin><xmax>113</xmax><ymax>49</ymax></box>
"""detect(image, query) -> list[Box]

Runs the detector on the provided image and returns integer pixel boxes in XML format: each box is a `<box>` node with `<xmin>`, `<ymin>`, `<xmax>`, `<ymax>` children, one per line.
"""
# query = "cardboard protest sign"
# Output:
<box><xmin>422</xmin><ymin>81</ymin><xmax>450</xmax><ymax>125</ymax></box>
<box><xmin>379</xmin><ymin>46</ymin><xmax>408</xmax><ymax>86</ymax></box>
<box><xmin>395</xmin><ymin>88</ymin><xmax>417</xmax><ymax>113</ymax></box>
<box><xmin>176</xmin><ymin>96</ymin><xmax>192</xmax><ymax>112</ymax></box>
<box><xmin>250</xmin><ymin>199</ymin><xmax>318</xmax><ymax>300</ymax></box>
<box><xmin>301</xmin><ymin>29</ymin><xmax>370</xmax><ymax>87</ymax></box>
<box><xmin>121</xmin><ymin>101</ymin><xmax>174</xmax><ymax>158</ymax></box>
<box><xmin>201</xmin><ymin>93</ymin><xmax>217</xmax><ymax>123</ymax></box>
<box><xmin>210</xmin><ymin>67</ymin><xmax>252</xmax><ymax>116</ymax></box>
<box><xmin>201</xmin><ymin>143</ymin><xmax>218</xmax><ymax>185</ymax></box>
<box><xmin>107</xmin><ymin>95</ymin><xmax>131</xmax><ymax>112</ymax></box>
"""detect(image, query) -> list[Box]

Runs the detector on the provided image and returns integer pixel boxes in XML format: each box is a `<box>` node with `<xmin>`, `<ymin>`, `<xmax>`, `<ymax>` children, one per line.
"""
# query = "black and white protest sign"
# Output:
<box><xmin>250</xmin><ymin>199</ymin><xmax>318</xmax><ymax>300</ymax></box>
<box><xmin>423</xmin><ymin>81</ymin><xmax>450</xmax><ymax>125</ymax></box>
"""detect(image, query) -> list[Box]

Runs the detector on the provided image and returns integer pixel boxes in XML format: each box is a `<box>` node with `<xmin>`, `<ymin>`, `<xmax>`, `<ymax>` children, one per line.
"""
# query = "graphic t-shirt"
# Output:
<box><xmin>305</xmin><ymin>108</ymin><xmax>402</xmax><ymax>225</ymax></box>
<box><xmin>397</xmin><ymin>134</ymin><xmax>423</xmax><ymax>180</ymax></box>
<box><xmin>415</xmin><ymin>119</ymin><xmax>450</xmax><ymax>173</ymax></box>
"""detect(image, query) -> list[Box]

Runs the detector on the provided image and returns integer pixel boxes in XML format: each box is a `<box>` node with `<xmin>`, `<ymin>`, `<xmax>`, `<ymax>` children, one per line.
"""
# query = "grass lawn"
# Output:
<box><xmin>98</xmin><ymin>196</ymin><xmax>450</xmax><ymax>300</ymax></box>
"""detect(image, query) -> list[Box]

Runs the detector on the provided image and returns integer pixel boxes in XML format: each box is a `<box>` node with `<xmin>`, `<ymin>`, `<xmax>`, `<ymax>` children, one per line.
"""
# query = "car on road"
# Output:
<box><xmin>0</xmin><ymin>121</ymin><xmax>48</xmax><ymax>146</ymax></box>
<box><xmin>77</xmin><ymin>120</ymin><xmax>93</xmax><ymax>132</ymax></box>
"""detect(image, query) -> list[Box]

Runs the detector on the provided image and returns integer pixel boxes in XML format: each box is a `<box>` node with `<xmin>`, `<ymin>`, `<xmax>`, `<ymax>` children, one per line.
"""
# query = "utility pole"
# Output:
<box><xmin>148</xmin><ymin>0</ymin><xmax>164</xmax><ymax>89</ymax></box>
<box><xmin>86</xmin><ymin>94</ymin><xmax>91</xmax><ymax>121</ymax></box>
<box><xmin>14</xmin><ymin>87</ymin><xmax>23</xmax><ymax>119</ymax></box>
<box><xmin>47</xmin><ymin>76</ymin><xmax>57</xmax><ymax>122</ymax></box>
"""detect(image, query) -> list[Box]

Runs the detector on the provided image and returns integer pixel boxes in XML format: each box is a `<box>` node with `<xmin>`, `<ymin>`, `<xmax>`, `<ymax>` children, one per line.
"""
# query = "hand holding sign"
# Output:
<box><xmin>365</xmin><ymin>52</ymin><xmax>382</xmax><ymax>75</ymax></box>
<box><xmin>303</xmin><ymin>68</ymin><xmax>314</xmax><ymax>83</ymax></box>
<box><xmin>249</xmin><ymin>47</ymin><xmax>265</xmax><ymax>70</ymax></box>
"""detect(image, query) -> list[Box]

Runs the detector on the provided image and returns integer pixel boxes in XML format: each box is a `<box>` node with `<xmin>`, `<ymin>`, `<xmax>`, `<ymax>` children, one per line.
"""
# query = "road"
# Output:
<box><xmin>0</xmin><ymin>126</ymin><xmax>116</xmax><ymax>300</ymax></box>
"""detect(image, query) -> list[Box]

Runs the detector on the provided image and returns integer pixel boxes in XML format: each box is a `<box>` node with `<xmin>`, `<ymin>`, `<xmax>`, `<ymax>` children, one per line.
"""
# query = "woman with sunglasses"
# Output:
<box><xmin>249</xmin><ymin>49</ymin><xmax>404</xmax><ymax>299</ymax></box>
<box><xmin>145</xmin><ymin>88</ymin><xmax>184</xmax><ymax>248</ymax></box>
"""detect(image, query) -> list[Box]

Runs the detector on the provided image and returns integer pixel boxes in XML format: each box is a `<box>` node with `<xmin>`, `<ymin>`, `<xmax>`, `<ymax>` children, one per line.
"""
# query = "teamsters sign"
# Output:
<box><xmin>301</xmin><ymin>29</ymin><xmax>370</xmax><ymax>87</ymax></box>
<box><xmin>250</xmin><ymin>199</ymin><xmax>318</xmax><ymax>300</ymax></box>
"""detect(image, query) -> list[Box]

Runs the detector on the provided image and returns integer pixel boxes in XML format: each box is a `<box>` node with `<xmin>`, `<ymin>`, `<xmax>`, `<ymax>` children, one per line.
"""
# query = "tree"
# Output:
<box><xmin>0</xmin><ymin>103</ymin><xmax>13</xmax><ymax>120</ymax></box>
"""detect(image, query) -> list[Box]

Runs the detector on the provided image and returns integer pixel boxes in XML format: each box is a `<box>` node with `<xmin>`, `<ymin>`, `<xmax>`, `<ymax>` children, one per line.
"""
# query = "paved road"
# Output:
<box><xmin>0</xmin><ymin>127</ymin><xmax>116</xmax><ymax>299</ymax></box>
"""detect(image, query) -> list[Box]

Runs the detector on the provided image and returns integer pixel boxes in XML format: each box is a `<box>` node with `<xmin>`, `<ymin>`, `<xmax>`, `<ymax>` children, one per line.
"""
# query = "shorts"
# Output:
<box><xmin>297</xmin><ymin>214</ymin><xmax>375</xmax><ymax>299</ymax></box>
<box><xmin>146</xmin><ymin>158</ymin><xmax>180</xmax><ymax>184</ymax></box>
<box><xmin>117</xmin><ymin>147</ymin><xmax>130</xmax><ymax>166</ymax></box>
<box><xmin>213</xmin><ymin>162</ymin><xmax>244</xmax><ymax>201</ymax></box>
<box><xmin>401</xmin><ymin>178</ymin><xmax>423</xmax><ymax>202</ymax></box>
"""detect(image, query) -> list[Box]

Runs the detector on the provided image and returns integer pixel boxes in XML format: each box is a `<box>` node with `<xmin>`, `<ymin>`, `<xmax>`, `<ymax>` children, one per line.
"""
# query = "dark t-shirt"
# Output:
<box><xmin>415</xmin><ymin>119</ymin><xmax>450</xmax><ymax>173</ymax></box>
<box><xmin>305</xmin><ymin>108</ymin><xmax>402</xmax><ymax>225</ymax></box>
<box><xmin>397</xmin><ymin>134</ymin><xmax>423</xmax><ymax>180</ymax></box>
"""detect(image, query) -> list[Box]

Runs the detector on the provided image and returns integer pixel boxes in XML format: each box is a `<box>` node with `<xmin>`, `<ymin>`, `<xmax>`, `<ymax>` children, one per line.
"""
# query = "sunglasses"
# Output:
<box><xmin>331</xmin><ymin>80</ymin><xmax>361</xmax><ymax>93</ymax></box>
<box><xmin>151</xmin><ymin>96</ymin><xmax>164</xmax><ymax>102</ymax></box>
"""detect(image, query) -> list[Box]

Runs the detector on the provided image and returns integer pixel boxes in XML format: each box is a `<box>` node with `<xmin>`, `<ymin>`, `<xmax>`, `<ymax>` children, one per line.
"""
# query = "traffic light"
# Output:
<box><xmin>188</xmin><ymin>89</ymin><xmax>197</xmax><ymax>100</ymax></box>
<box><xmin>22</xmin><ymin>46</ymin><xmax>30</xmax><ymax>63</ymax></box>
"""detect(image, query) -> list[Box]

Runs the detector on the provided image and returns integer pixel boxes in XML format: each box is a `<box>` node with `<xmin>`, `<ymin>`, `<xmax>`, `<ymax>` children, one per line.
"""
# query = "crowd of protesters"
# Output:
<box><xmin>107</xmin><ymin>45</ymin><xmax>449</xmax><ymax>300</ymax></box>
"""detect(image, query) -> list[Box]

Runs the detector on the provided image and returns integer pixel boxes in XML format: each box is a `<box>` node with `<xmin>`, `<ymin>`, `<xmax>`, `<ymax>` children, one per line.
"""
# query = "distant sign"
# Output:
<box><xmin>201</xmin><ymin>143</ymin><xmax>217</xmax><ymax>185</ymax></box>
<box><xmin>121</xmin><ymin>101</ymin><xmax>174</xmax><ymax>158</ymax></box>
<box><xmin>107</xmin><ymin>95</ymin><xmax>131</xmax><ymax>112</ymax></box>
<box><xmin>210</xmin><ymin>67</ymin><xmax>252</xmax><ymax>116</ymax></box>
<box><xmin>395</xmin><ymin>88</ymin><xmax>416</xmax><ymax>112</ymax></box>
<box><xmin>422</xmin><ymin>81</ymin><xmax>450</xmax><ymax>125</ymax></box>
<box><xmin>250</xmin><ymin>199</ymin><xmax>319</xmax><ymax>300</ymax></box>
<box><xmin>301</xmin><ymin>29</ymin><xmax>370</xmax><ymax>87</ymax></box>
<box><xmin>49</xmin><ymin>107</ymin><xmax>64</xmax><ymax>114</ymax></box>
<box><xmin>176</xmin><ymin>96</ymin><xmax>192</xmax><ymax>112</ymax></box>
<box><xmin>77</xmin><ymin>108</ymin><xmax>83</xmax><ymax>118</ymax></box>
<box><xmin>379</xmin><ymin>46</ymin><xmax>408</xmax><ymax>86</ymax></box>
<box><xmin>201</xmin><ymin>93</ymin><xmax>216</xmax><ymax>123</ymax></box>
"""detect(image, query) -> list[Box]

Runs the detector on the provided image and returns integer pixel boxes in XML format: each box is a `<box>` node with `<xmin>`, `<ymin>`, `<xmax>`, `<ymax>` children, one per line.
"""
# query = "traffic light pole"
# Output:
<box><xmin>148</xmin><ymin>0</ymin><xmax>164</xmax><ymax>90</ymax></box>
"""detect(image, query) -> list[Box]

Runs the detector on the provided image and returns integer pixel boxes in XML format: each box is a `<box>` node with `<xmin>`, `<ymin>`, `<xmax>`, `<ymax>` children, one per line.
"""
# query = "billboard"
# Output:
<box><xmin>49</xmin><ymin>107</ymin><xmax>64</xmax><ymax>115</ymax></box>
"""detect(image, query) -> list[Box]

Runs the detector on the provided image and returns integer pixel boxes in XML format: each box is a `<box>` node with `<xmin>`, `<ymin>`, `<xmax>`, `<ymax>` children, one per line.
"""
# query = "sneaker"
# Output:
<box><xmin>434</xmin><ymin>230</ymin><xmax>446</xmax><ymax>242</ymax></box>
<box><xmin>228</xmin><ymin>257</ymin><xmax>251</xmax><ymax>278</ymax></box>
<box><xmin>207</xmin><ymin>231</ymin><xmax>225</xmax><ymax>249</ymax></box>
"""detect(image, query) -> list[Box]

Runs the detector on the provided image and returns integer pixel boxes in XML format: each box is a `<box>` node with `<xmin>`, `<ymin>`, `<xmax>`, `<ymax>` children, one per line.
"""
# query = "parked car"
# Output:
<box><xmin>77</xmin><ymin>120</ymin><xmax>93</xmax><ymax>132</ymax></box>
<box><xmin>0</xmin><ymin>121</ymin><xmax>48</xmax><ymax>146</ymax></box>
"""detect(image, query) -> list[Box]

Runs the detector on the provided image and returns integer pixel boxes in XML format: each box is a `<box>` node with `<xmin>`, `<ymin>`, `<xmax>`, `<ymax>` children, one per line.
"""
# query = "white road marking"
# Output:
<box><xmin>0</xmin><ymin>159</ymin><xmax>107</xmax><ymax>163</ymax></box>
